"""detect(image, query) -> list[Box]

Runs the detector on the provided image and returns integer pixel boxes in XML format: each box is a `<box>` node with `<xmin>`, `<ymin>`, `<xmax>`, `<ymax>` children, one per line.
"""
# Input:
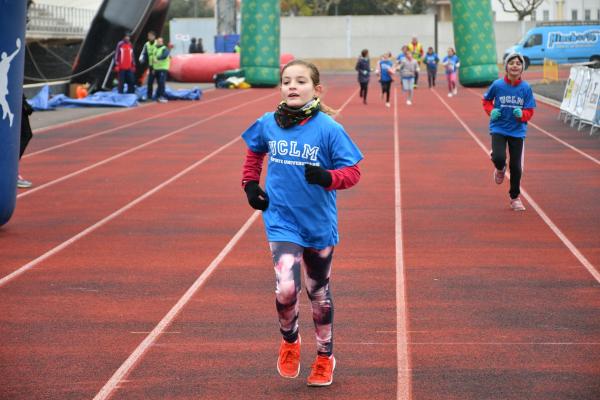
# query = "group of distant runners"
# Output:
<box><xmin>355</xmin><ymin>35</ymin><xmax>461</xmax><ymax>107</ymax></box>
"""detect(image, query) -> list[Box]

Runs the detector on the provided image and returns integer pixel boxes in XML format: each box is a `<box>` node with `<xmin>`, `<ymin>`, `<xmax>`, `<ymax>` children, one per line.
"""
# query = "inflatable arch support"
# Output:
<box><xmin>0</xmin><ymin>1</ymin><xmax>26</xmax><ymax>227</ymax></box>
<box><xmin>240</xmin><ymin>0</ymin><xmax>281</xmax><ymax>87</ymax></box>
<box><xmin>451</xmin><ymin>0</ymin><xmax>499</xmax><ymax>87</ymax></box>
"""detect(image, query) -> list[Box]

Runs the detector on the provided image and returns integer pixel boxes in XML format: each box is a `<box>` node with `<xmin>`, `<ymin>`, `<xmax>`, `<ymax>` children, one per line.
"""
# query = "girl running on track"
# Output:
<box><xmin>355</xmin><ymin>49</ymin><xmax>371</xmax><ymax>104</ymax></box>
<box><xmin>240</xmin><ymin>59</ymin><xmax>364</xmax><ymax>386</ymax></box>
<box><xmin>442</xmin><ymin>47</ymin><xmax>460</xmax><ymax>97</ymax></box>
<box><xmin>482</xmin><ymin>52</ymin><xmax>536</xmax><ymax>211</ymax></box>
<box><xmin>424</xmin><ymin>46</ymin><xmax>439</xmax><ymax>88</ymax></box>
<box><xmin>398</xmin><ymin>50</ymin><xmax>419</xmax><ymax>105</ymax></box>
<box><xmin>376</xmin><ymin>51</ymin><xmax>395</xmax><ymax>108</ymax></box>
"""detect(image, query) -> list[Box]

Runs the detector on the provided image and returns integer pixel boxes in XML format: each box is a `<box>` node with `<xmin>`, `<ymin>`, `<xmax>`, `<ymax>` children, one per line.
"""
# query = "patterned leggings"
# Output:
<box><xmin>270</xmin><ymin>241</ymin><xmax>334</xmax><ymax>356</ymax></box>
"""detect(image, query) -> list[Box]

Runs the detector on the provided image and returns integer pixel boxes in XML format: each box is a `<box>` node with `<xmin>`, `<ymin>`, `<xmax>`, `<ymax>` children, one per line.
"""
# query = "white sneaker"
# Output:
<box><xmin>17</xmin><ymin>175</ymin><xmax>32</xmax><ymax>188</ymax></box>
<box><xmin>447</xmin><ymin>92</ymin><xmax>453</xmax><ymax>97</ymax></box>
<box><xmin>406</xmin><ymin>100</ymin><xmax>412</xmax><ymax>105</ymax></box>
<box><xmin>510</xmin><ymin>197</ymin><xmax>526</xmax><ymax>211</ymax></box>
<box><xmin>453</xmin><ymin>88</ymin><xmax>458</xmax><ymax>95</ymax></box>
<box><xmin>385</xmin><ymin>102</ymin><xmax>390</xmax><ymax>108</ymax></box>
<box><xmin>158</xmin><ymin>97</ymin><xmax>168</xmax><ymax>103</ymax></box>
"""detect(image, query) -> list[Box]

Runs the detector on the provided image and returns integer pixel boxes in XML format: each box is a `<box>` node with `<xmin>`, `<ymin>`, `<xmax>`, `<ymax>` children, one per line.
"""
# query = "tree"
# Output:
<box><xmin>497</xmin><ymin>0</ymin><xmax>545</xmax><ymax>21</ymax></box>
<box><xmin>167</xmin><ymin>0</ymin><xmax>214</xmax><ymax>19</ymax></box>
<box><xmin>281</xmin><ymin>0</ymin><xmax>314</xmax><ymax>16</ymax></box>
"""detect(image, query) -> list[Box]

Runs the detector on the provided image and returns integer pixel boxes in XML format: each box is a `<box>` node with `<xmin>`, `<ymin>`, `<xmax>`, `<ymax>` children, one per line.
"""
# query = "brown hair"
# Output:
<box><xmin>280</xmin><ymin>59</ymin><xmax>338</xmax><ymax>116</ymax></box>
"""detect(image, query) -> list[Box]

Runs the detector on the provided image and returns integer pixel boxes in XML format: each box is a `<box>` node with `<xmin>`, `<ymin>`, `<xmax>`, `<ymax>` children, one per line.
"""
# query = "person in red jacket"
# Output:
<box><xmin>114</xmin><ymin>33</ymin><xmax>136</xmax><ymax>94</ymax></box>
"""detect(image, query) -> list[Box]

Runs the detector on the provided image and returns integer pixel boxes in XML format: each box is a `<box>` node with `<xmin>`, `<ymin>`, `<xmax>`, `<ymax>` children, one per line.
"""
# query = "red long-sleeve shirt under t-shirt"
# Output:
<box><xmin>241</xmin><ymin>148</ymin><xmax>361</xmax><ymax>191</ymax></box>
<box><xmin>482</xmin><ymin>76</ymin><xmax>534</xmax><ymax>122</ymax></box>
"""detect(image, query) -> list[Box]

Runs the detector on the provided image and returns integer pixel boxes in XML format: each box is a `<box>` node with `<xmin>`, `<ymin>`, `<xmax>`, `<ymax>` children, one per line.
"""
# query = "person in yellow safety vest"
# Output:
<box><xmin>139</xmin><ymin>30</ymin><xmax>157</xmax><ymax>101</ymax></box>
<box><xmin>153</xmin><ymin>37</ymin><xmax>171</xmax><ymax>103</ymax></box>
<box><xmin>407</xmin><ymin>36</ymin><xmax>424</xmax><ymax>88</ymax></box>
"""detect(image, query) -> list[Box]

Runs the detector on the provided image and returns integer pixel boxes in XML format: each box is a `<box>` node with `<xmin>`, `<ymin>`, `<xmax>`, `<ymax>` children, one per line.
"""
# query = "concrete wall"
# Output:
<box><xmin>170</xmin><ymin>15</ymin><xmax>536</xmax><ymax>62</ymax></box>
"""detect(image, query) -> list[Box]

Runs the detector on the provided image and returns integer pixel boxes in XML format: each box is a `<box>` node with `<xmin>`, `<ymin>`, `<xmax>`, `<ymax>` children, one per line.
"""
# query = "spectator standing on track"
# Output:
<box><xmin>153</xmin><ymin>37</ymin><xmax>170</xmax><ymax>103</ymax></box>
<box><xmin>442</xmin><ymin>47</ymin><xmax>460</xmax><ymax>97</ymax></box>
<box><xmin>398</xmin><ymin>50</ymin><xmax>419</xmax><ymax>105</ymax></box>
<box><xmin>114</xmin><ymin>33</ymin><xmax>136</xmax><ymax>94</ymax></box>
<box><xmin>355</xmin><ymin>49</ymin><xmax>371</xmax><ymax>105</ymax></box>
<box><xmin>407</xmin><ymin>36</ymin><xmax>424</xmax><ymax>88</ymax></box>
<box><xmin>482</xmin><ymin>52</ymin><xmax>536</xmax><ymax>211</ymax></box>
<box><xmin>139</xmin><ymin>30</ymin><xmax>157</xmax><ymax>101</ymax></box>
<box><xmin>376</xmin><ymin>52</ymin><xmax>395</xmax><ymax>108</ymax></box>
<box><xmin>240</xmin><ymin>59</ymin><xmax>363</xmax><ymax>387</ymax></box>
<box><xmin>17</xmin><ymin>95</ymin><xmax>34</xmax><ymax>188</ymax></box>
<box><xmin>424</xmin><ymin>46</ymin><xmax>439</xmax><ymax>88</ymax></box>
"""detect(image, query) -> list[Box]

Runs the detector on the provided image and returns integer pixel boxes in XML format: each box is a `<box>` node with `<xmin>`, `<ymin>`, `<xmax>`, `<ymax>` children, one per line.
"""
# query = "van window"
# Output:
<box><xmin>524</xmin><ymin>34</ymin><xmax>542</xmax><ymax>48</ymax></box>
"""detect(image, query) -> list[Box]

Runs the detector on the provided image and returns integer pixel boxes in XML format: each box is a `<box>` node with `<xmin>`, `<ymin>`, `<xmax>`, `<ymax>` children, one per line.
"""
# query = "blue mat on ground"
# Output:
<box><xmin>28</xmin><ymin>84</ymin><xmax>202</xmax><ymax>111</ymax></box>
<box><xmin>135</xmin><ymin>86</ymin><xmax>202</xmax><ymax>101</ymax></box>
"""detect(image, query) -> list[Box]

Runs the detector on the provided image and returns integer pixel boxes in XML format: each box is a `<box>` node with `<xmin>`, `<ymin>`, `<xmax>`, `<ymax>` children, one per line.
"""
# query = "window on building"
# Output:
<box><xmin>571</xmin><ymin>9</ymin><xmax>578</xmax><ymax>20</ymax></box>
<box><xmin>543</xmin><ymin>10</ymin><xmax>549</xmax><ymax>21</ymax></box>
<box><xmin>531</xmin><ymin>11</ymin><xmax>536</xmax><ymax>21</ymax></box>
<box><xmin>584</xmin><ymin>9</ymin><xmax>591</xmax><ymax>20</ymax></box>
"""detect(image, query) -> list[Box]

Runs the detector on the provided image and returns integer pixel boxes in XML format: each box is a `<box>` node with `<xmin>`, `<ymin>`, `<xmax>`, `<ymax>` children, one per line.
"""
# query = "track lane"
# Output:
<box><xmin>90</xmin><ymin>80</ymin><xmax>401</xmax><ymax>399</ymax></box>
<box><xmin>402</xmin><ymin>85</ymin><xmax>600</xmax><ymax>400</ymax></box>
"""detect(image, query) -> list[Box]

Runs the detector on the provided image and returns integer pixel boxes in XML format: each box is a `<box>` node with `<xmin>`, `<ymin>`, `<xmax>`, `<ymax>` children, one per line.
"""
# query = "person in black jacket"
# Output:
<box><xmin>18</xmin><ymin>95</ymin><xmax>33</xmax><ymax>188</ymax></box>
<box><xmin>355</xmin><ymin>49</ymin><xmax>371</xmax><ymax>105</ymax></box>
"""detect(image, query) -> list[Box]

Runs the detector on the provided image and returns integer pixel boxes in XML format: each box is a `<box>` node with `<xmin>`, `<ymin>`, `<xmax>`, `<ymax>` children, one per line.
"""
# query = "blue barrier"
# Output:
<box><xmin>0</xmin><ymin>1</ymin><xmax>26</xmax><ymax>226</ymax></box>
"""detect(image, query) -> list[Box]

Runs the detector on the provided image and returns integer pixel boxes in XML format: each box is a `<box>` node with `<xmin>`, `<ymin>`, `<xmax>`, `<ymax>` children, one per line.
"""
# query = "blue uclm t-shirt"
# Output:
<box><xmin>242</xmin><ymin>111</ymin><xmax>364</xmax><ymax>249</ymax></box>
<box><xmin>379</xmin><ymin>59</ymin><xmax>394</xmax><ymax>82</ymax></box>
<box><xmin>483</xmin><ymin>78</ymin><xmax>536</xmax><ymax>138</ymax></box>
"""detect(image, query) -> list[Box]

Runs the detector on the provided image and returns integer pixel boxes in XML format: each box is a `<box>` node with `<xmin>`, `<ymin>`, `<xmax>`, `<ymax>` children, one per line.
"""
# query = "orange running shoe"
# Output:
<box><xmin>307</xmin><ymin>355</ymin><xmax>336</xmax><ymax>386</ymax></box>
<box><xmin>277</xmin><ymin>335</ymin><xmax>301</xmax><ymax>378</ymax></box>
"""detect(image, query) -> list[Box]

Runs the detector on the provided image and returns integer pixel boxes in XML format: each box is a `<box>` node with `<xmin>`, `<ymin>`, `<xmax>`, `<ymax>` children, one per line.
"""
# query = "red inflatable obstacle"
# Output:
<box><xmin>169</xmin><ymin>53</ymin><xmax>295</xmax><ymax>83</ymax></box>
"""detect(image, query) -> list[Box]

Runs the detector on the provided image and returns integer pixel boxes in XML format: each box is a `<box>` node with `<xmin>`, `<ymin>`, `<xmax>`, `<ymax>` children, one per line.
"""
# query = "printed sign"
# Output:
<box><xmin>548</xmin><ymin>29</ymin><xmax>600</xmax><ymax>49</ymax></box>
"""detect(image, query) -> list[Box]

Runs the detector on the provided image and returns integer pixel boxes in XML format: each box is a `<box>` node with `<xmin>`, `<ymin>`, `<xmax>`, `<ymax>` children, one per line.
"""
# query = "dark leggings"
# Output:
<box><xmin>270</xmin><ymin>241</ymin><xmax>334</xmax><ymax>356</ymax></box>
<box><xmin>380</xmin><ymin>80</ymin><xmax>391</xmax><ymax>103</ymax></box>
<box><xmin>359</xmin><ymin>82</ymin><xmax>368</xmax><ymax>103</ymax></box>
<box><xmin>427</xmin><ymin>67</ymin><xmax>436</xmax><ymax>87</ymax></box>
<box><xmin>491</xmin><ymin>134</ymin><xmax>525</xmax><ymax>199</ymax></box>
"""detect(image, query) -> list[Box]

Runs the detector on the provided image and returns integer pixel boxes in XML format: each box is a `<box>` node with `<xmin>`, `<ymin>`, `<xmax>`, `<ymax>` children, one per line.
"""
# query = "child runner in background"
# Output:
<box><xmin>355</xmin><ymin>49</ymin><xmax>371</xmax><ymax>105</ymax></box>
<box><xmin>398</xmin><ymin>51</ymin><xmax>419</xmax><ymax>105</ymax></box>
<box><xmin>482</xmin><ymin>52</ymin><xmax>535</xmax><ymax>211</ymax></box>
<box><xmin>423</xmin><ymin>46</ymin><xmax>439</xmax><ymax>88</ymax></box>
<box><xmin>442</xmin><ymin>47</ymin><xmax>460</xmax><ymax>97</ymax></box>
<box><xmin>376</xmin><ymin>52</ymin><xmax>395</xmax><ymax>108</ymax></box>
<box><xmin>241</xmin><ymin>60</ymin><xmax>363</xmax><ymax>386</ymax></box>
<box><xmin>396</xmin><ymin>45</ymin><xmax>408</xmax><ymax>64</ymax></box>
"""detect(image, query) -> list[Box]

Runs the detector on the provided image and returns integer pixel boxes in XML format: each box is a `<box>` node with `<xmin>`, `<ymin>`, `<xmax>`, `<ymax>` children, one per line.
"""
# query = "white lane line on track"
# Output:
<box><xmin>17</xmin><ymin>92</ymin><xmax>277</xmax><ymax>199</ymax></box>
<box><xmin>0</xmin><ymin>135</ymin><xmax>246</xmax><ymax>288</ymax></box>
<box><xmin>464</xmin><ymin>88</ymin><xmax>600</xmax><ymax>166</ymax></box>
<box><xmin>24</xmin><ymin>89</ymin><xmax>241</xmax><ymax>158</ymax></box>
<box><xmin>91</xmin><ymin>87</ymin><xmax>359</xmax><ymax>400</ymax></box>
<box><xmin>393</xmin><ymin>89</ymin><xmax>412</xmax><ymax>400</ymax></box>
<box><xmin>92</xmin><ymin>211</ymin><xmax>261</xmax><ymax>400</ymax></box>
<box><xmin>31</xmin><ymin>88</ymin><xmax>216</xmax><ymax>135</ymax></box>
<box><xmin>432</xmin><ymin>89</ymin><xmax>600</xmax><ymax>285</ymax></box>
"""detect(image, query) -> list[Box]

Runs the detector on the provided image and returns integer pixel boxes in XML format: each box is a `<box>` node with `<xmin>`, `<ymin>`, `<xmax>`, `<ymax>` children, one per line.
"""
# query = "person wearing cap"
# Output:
<box><xmin>482</xmin><ymin>52</ymin><xmax>536</xmax><ymax>211</ymax></box>
<box><xmin>114</xmin><ymin>32</ymin><xmax>136</xmax><ymax>94</ymax></box>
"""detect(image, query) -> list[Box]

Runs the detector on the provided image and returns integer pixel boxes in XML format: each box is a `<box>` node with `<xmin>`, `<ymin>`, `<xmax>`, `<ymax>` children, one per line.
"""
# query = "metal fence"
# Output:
<box><xmin>26</xmin><ymin>4</ymin><xmax>95</xmax><ymax>38</ymax></box>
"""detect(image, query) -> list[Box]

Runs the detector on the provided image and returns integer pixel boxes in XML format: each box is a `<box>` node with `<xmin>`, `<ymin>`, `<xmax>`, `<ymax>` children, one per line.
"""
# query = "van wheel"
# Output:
<box><xmin>523</xmin><ymin>57</ymin><xmax>530</xmax><ymax>70</ymax></box>
<box><xmin>591</xmin><ymin>56</ymin><xmax>600</xmax><ymax>69</ymax></box>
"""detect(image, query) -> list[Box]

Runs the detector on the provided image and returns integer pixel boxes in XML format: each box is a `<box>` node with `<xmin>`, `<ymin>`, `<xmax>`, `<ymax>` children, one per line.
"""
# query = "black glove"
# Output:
<box><xmin>244</xmin><ymin>181</ymin><xmax>269</xmax><ymax>211</ymax></box>
<box><xmin>304</xmin><ymin>164</ymin><xmax>332</xmax><ymax>188</ymax></box>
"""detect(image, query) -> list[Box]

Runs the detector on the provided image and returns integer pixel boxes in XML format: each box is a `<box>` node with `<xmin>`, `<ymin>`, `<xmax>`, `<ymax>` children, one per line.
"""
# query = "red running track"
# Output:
<box><xmin>0</xmin><ymin>73</ymin><xmax>599</xmax><ymax>400</ymax></box>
